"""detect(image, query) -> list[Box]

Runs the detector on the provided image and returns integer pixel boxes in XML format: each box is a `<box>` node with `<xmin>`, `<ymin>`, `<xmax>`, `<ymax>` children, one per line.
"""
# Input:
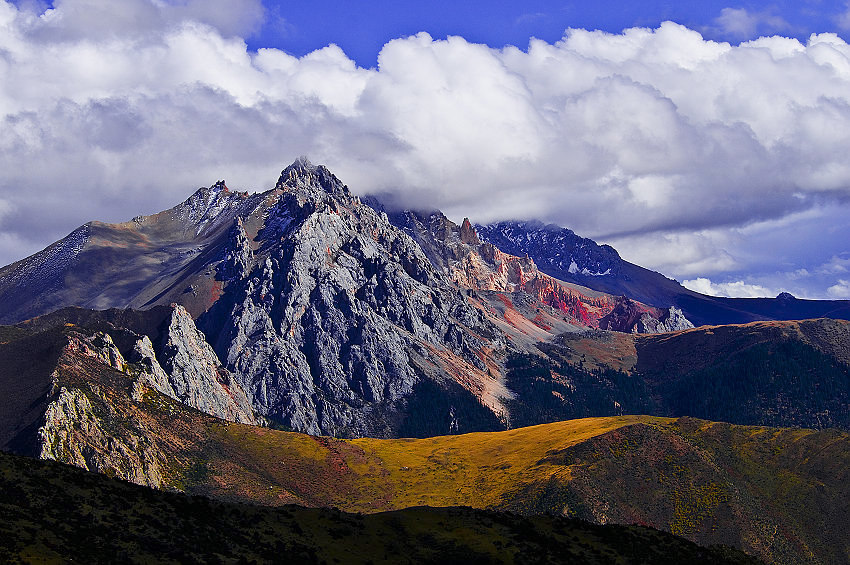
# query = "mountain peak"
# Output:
<box><xmin>459</xmin><ymin>218</ymin><xmax>480</xmax><ymax>245</ymax></box>
<box><xmin>275</xmin><ymin>156</ymin><xmax>349</xmax><ymax>198</ymax></box>
<box><xmin>286</xmin><ymin>155</ymin><xmax>316</xmax><ymax>173</ymax></box>
<box><xmin>275</xmin><ymin>156</ymin><xmax>318</xmax><ymax>189</ymax></box>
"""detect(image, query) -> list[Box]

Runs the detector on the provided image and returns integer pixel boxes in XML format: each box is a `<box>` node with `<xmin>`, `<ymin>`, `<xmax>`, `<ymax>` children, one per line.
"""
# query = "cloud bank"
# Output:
<box><xmin>682</xmin><ymin>277</ymin><xmax>778</xmax><ymax>299</ymax></box>
<box><xmin>2</xmin><ymin>0</ymin><xmax>850</xmax><ymax>298</ymax></box>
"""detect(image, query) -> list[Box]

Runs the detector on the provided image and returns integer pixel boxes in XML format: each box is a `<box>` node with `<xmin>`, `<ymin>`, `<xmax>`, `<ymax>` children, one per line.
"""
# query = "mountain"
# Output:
<box><xmin>0</xmin><ymin>451</ymin><xmax>761</xmax><ymax>565</ymax></box>
<box><xmin>2</xmin><ymin>158</ymin><xmax>849</xmax><ymax>439</ymax></box>
<box><xmin>0</xmin><ymin>319</ymin><xmax>842</xmax><ymax>564</ymax></box>
<box><xmin>360</xmin><ymin>200</ymin><xmax>692</xmax><ymax>335</ymax></box>
<box><xmin>475</xmin><ymin>221</ymin><xmax>850</xmax><ymax>326</ymax></box>
<box><xmin>0</xmin><ymin>158</ymin><xmax>693</xmax><ymax>438</ymax></box>
<box><xmin>0</xmin><ymin>180</ymin><xmax>265</xmax><ymax>325</ymax></box>
<box><xmin>193</xmin><ymin>159</ymin><xmax>517</xmax><ymax>437</ymax></box>
<box><xmin>5</xmin><ymin>158</ymin><xmax>850</xmax><ymax>564</ymax></box>
<box><xmin>0</xmin><ymin>160</ymin><xmax>517</xmax><ymax>437</ymax></box>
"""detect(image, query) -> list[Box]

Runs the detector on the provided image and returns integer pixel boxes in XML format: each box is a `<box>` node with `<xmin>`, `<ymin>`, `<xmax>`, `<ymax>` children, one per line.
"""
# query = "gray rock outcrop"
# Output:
<box><xmin>19</xmin><ymin>305</ymin><xmax>258</xmax><ymax>425</ymax></box>
<box><xmin>156</xmin><ymin>305</ymin><xmax>256</xmax><ymax>425</ymax></box>
<box><xmin>636</xmin><ymin>306</ymin><xmax>695</xmax><ymax>333</ymax></box>
<box><xmin>199</xmin><ymin>158</ymin><xmax>503</xmax><ymax>437</ymax></box>
<box><xmin>38</xmin><ymin>384</ymin><xmax>166</xmax><ymax>488</ymax></box>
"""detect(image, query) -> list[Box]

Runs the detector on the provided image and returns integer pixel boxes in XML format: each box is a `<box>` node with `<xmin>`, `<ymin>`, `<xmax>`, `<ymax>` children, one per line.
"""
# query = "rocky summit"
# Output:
<box><xmin>197</xmin><ymin>158</ymin><xmax>506</xmax><ymax>436</ymax></box>
<box><xmin>371</xmin><ymin>205</ymin><xmax>691</xmax><ymax>333</ymax></box>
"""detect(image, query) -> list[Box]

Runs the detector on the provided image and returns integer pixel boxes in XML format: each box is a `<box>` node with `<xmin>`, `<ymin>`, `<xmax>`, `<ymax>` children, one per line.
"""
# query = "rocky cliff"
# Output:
<box><xmin>198</xmin><ymin>159</ymin><xmax>508</xmax><ymax>436</ymax></box>
<box><xmin>31</xmin><ymin>329</ymin><xmax>171</xmax><ymax>487</ymax></box>
<box><xmin>12</xmin><ymin>305</ymin><xmax>257</xmax><ymax>427</ymax></box>
<box><xmin>379</xmin><ymin>207</ymin><xmax>692</xmax><ymax>333</ymax></box>
<box><xmin>0</xmin><ymin>311</ymin><xmax>260</xmax><ymax>486</ymax></box>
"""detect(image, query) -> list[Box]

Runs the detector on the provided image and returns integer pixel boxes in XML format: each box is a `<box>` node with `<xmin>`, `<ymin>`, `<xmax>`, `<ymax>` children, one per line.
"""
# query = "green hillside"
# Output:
<box><xmin>516</xmin><ymin>319</ymin><xmax>850</xmax><ymax>431</ymax></box>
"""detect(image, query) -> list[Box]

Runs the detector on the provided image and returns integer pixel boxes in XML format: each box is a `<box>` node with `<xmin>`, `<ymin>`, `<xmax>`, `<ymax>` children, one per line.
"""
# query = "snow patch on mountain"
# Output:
<box><xmin>5</xmin><ymin>224</ymin><xmax>89</xmax><ymax>288</ymax></box>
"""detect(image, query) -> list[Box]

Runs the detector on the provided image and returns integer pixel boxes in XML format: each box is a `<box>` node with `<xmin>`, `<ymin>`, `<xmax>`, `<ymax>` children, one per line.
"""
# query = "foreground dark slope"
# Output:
<box><xmin>475</xmin><ymin>221</ymin><xmax>850</xmax><ymax>326</ymax></box>
<box><xmin>0</xmin><ymin>452</ymin><xmax>761</xmax><ymax>565</ymax></box>
<box><xmin>0</xmin><ymin>318</ymin><xmax>845</xmax><ymax>564</ymax></box>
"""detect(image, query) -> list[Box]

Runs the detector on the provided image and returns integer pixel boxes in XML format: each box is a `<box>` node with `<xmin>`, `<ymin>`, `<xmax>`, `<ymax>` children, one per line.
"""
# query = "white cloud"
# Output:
<box><xmin>603</xmin><ymin>229</ymin><xmax>740</xmax><ymax>279</ymax></box>
<box><xmin>712</xmin><ymin>7</ymin><xmax>790</xmax><ymax>40</ymax></box>
<box><xmin>827</xmin><ymin>279</ymin><xmax>850</xmax><ymax>298</ymax></box>
<box><xmin>682</xmin><ymin>277</ymin><xmax>778</xmax><ymax>298</ymax></box>
<box><xmin>0</xmin><ymin>197</ymin><xmax>11</xmax><ymax>224</ymax></box>
<box><xmin>0</xmin><ymin>2</ymin><xmax>849</xmax><ymax>301</ymax></box>
<box><xmin>18</xmin><ymin>0</ymin><xmax>265</xmax><ymax>41</ymax></box>
<box><xmin>818</xmin><ymin>254</ymin><xmax>850</xmax><ymax>274</ymax></box>
<box><xmin>715</xmin><ymin>8</ymin><xmax>760</xmax><ymax>38</ymax></box>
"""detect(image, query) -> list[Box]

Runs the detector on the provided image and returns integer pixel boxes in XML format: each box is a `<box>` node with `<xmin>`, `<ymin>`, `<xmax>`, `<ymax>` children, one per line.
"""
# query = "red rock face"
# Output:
<box><xmin>446</xmin><ymin>238</ymin><xmax>665</xmax><ymax>330</ymax></box>
<box><xmin>598</xmin><ymin>297</ymin><xmax>659</xmax><ymax>332</ymax></box>
<box><xmin>459</xmin><ymin>218</ymin><xmax>480</xmax><ymax>245</ymax></box>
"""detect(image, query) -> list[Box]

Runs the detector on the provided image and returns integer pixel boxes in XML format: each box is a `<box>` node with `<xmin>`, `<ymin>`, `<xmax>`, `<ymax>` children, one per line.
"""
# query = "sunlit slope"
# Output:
<box><xmin>208</xmin><ymin>416</ymin><xmax>655</xmax><ymax>510</ymax></box>
<box><xmin>201</xmin><ymin>417</ymin><xmax>849</xmax><ymax>565</ymax></box>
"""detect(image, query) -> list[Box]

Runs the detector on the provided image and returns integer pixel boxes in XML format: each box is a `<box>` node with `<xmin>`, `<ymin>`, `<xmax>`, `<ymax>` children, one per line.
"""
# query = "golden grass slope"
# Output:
<box><xmin>197</xmin><ymin>414</ymin><xmax>850</xmax><ymax>564</ymax></box>
<box><xmin>207</xmin><ymin>415</ymin><xmax>657</xmax><ymax>511</ymax></box>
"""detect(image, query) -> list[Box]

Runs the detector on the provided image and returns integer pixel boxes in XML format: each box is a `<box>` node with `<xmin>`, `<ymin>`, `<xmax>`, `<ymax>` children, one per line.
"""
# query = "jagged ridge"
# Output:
<box><xmin>198</xmin><ymin>159</ymin><xmax>508</xmax><ymax>436</ymax></box>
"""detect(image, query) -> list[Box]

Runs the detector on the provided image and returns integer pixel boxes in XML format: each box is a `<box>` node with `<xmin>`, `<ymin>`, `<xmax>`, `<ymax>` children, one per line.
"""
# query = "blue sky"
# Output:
<box><xmin>2</xmin><ymin>0</ymin><xmax>850</xmax><ymax>300</ymax></box>
<box><xmin>250</xmin><ymin>1</ymin><xmax>850</xmax><ymax>66</ymax></box>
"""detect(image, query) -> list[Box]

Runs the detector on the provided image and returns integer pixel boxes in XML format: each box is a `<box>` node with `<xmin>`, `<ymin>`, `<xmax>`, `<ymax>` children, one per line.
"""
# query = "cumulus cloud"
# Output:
<box><xmin>682</xmin><ymin>277</ymin><xmax>778</xmax><ymax>298</ymax></box>
<box><xmin>16</xmin><ymin>0</ymin><xmax>266</xmax><ymax>40</ymax></box>
<box><xmin>604</xmin><ymin>229</ymin><xmax>740</xmax><ymax>278</ymax></box>
<box><xmin>1</xmin><ymin>1</ymin><xmax>850</xmax><ymax>299</ymax></box>
<box><xmin>827</xmin><ymin>279</ymin><xmax>850</xmax><ymax>298</ymax></box>
<box><xmin>818</xmin><ymin>254</ymin><xmax>850</xmax><ymax>274</ymax></box>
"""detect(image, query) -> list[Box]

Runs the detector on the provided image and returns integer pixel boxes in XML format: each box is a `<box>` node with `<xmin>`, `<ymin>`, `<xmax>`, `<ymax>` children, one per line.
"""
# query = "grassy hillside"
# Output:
<box><xmin>197</xmin><ymin>416</ymin><xmax>850</xmax><ymax>564</ymax></box>
<box><xmin>0</xmin><ymin>451</ymin><xmax>761</xmax><ymax>565</ymax></box>
<box><xmin>517</xmin><ymin>319</ymin><xmax>850</xmax><ymax>431</ymax></box>
<box><xmin>4</xmin><ymin>334</ymin><xmax>847</xmax><ymax>563</ymax></box>
<box><xmin>61</xmin><ymin>364</ymin><xmax>841</xmax><ymax>565</ymax></box>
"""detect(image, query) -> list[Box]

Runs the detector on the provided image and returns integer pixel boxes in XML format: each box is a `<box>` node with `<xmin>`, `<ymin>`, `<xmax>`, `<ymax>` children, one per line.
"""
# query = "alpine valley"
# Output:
<box><xmin>2</xmin><ymin>159</ymin><xmax>850</xmax><ymax>564</ymax></box>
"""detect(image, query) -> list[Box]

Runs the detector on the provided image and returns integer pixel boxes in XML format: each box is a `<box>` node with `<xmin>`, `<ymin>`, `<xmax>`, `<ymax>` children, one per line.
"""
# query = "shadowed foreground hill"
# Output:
<box><xmin>0</xmin><ymin>451</ymin><xmax>761</xmax><ymax>565</ymax></box>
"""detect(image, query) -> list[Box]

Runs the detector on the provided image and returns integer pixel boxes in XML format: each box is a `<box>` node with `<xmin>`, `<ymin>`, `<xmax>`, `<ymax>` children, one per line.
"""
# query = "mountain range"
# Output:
<box><xmin>473</xmin><ymin>221</ymin><xmax>850</xmax><ymax>327</ymax></box>
<box><xmin>2</xmin><ymin>158</ymin><xmax>850</xmax><ymax>563</ymax></box>
<box><xmin>3</xmin><ymin>158</ymin><xmax>849</xmax><ymax>437</ymax></box>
